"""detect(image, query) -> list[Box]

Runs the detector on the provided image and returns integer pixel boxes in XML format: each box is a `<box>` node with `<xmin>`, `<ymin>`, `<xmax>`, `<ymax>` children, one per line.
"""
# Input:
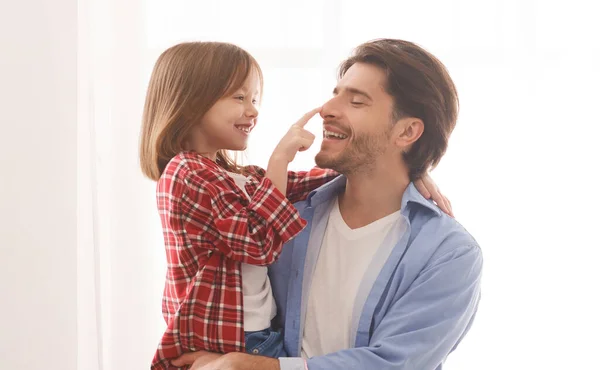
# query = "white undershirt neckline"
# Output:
<box><xmin>301</xmin><ymin>197</ymin><xmax>404</xmax><ymax>358</ymax></box>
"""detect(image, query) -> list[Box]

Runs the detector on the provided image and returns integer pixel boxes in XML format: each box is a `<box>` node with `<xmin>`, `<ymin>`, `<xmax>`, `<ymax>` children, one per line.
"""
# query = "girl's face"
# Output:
<box><xmin>187</xmin><ymin>69</ymin><xmax>261</xmax><ymax>160</ymax></box>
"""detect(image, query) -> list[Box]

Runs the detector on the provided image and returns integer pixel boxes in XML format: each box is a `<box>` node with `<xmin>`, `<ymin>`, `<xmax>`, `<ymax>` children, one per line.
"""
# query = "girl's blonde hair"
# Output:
<box><xmin>139</xmin><ymin>42</ymin><xmax>263</xmax><ymax>180</ymax></box>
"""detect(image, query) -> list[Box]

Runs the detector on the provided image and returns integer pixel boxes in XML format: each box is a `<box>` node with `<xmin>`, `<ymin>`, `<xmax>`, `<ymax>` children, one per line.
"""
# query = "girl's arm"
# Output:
<box><xmin>181</xmin><ymin>167</ymin><xmax>305</xmax><ymax>266</ymax></box>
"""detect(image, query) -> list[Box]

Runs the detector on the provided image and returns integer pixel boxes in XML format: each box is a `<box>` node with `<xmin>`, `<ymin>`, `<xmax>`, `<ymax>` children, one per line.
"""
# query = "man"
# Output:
<box><xmin>175</xmin><ymin>38</ymin><xmax>482</xmax><ymax>370</ymax></box>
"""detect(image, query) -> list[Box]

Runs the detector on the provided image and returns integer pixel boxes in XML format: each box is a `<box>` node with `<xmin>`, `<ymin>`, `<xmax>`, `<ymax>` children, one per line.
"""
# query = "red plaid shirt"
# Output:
<box><xmin>151</xmin><ymin>151</ymin><xmax>338</xmax><ymax>369</ymax></box>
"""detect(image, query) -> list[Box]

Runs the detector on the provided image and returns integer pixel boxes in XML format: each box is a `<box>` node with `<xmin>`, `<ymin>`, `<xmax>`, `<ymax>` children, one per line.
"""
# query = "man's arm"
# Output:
<box><xmin>184</xmin><ymin>245</ymin><xmax>482</xmax><ymax>370</ymax></box>
<box><xmin>283</xmin><ymin>244</ymin><xmax>483</xmax><ymax>370</ymax></box>
<box><xmin>186</xmin><ymin>352</ymin><xmax>281</xmax><ymax>370</ymax></box>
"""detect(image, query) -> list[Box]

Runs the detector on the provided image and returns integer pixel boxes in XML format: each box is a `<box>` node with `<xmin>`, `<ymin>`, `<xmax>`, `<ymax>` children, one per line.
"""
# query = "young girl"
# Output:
<box><xmin>140</xmin><ymin>41</ymin><xmax>450</xmax><ymax>370</ymax></box>
<box><xmin>140</xmin><ymin>41</ymin><xmax>339</xmax><ymax>370</ymax></box>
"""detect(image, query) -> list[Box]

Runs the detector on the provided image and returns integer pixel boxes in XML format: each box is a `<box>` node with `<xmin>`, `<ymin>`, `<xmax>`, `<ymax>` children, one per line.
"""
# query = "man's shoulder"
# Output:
<box><xmin>292</xmin><ymin>176</ymin><xmax>346</xmax><ymax>210</ymax></box>
<box><xmin>410</xmin><ymin>208</ymin><xmax>481</xmax><ymax>267</ymax></box>
<box><xmin>434</xmin><ymin>212</ymin><xmax>478</xmax><ymax>246</ymax></box>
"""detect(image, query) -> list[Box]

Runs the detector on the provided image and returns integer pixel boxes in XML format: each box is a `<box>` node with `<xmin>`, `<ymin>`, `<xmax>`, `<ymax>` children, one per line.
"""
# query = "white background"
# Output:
<box><xmin>1</xmin><ymin>0</ymin><xmax>599</xmax><ymax>369</ymax></box>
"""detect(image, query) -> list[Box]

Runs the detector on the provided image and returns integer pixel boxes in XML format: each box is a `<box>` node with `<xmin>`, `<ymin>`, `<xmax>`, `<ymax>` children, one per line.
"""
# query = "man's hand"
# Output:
<box><xmin>185</xmin><ymin>352</ymin><xmax>280</xmax><ymax>370</ymax></box>
<box><xmin>170</xmin><ymin>351</ymin><xmax>222</xmax><ymax>369</ymax></box>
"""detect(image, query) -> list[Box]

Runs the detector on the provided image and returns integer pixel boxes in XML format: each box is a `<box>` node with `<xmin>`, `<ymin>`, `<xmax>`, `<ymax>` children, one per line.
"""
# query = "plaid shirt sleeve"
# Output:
<box><xmin>284</xmin><ymin>168</ymin><xmax>339</xmax><ymax>204</ymax></box>
<box><xmin>183</xmin><ymin>168</ymin><xmax>307</xmax><ymax>265</ymax></box>
<box><xmin>245</xmin><ymin>166</ymin><xmax>339</xmax><ymax>205</ymax></box>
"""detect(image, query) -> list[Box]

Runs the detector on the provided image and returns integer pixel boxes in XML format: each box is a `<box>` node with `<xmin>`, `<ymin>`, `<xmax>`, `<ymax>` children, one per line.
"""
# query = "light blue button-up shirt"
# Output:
<box><xmin>270</xmin><ymin>176</ymin><xmax>483</xmax><ymax>370</ymax></box>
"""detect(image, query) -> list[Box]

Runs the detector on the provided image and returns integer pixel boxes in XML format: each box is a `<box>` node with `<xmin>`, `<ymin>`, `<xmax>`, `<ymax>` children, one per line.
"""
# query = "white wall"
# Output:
<box><xmin>0</xmin><ymin>0</ymin><xmax>78</xmax><ymax>369</ymax></box>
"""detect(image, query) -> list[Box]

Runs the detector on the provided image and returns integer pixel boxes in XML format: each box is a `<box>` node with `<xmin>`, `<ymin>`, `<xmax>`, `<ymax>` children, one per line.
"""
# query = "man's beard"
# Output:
<box><xmin>315</xmin><ymin>125</ymin><xmax>391</xmax><ymax>175</ymax></box>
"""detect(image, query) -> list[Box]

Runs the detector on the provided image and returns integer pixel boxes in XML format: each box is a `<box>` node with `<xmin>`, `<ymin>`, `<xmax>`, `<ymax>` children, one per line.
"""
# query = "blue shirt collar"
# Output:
<box><xmin>306</xmin><ymin>175</ymin><xmax>441</xmax><ymax>217</ymax></box>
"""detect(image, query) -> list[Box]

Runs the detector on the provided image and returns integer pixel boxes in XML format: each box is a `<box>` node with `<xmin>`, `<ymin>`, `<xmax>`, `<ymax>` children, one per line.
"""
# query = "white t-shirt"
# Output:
<box><xmin>301</xmin><ymin>197</ymin><xmax>404</xmax><ymax>358</ymax></box>
<box><xmin>226</xmin><ymin>171</ymin><xmax>277</xmax><ymax>332</ymax></box>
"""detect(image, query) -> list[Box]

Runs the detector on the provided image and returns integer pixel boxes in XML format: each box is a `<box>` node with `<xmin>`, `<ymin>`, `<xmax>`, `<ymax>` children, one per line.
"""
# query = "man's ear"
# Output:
<box><xmin>393</xmin><ymin>117</ymin><xmax>424</xmax><ymax>150</ymax></box>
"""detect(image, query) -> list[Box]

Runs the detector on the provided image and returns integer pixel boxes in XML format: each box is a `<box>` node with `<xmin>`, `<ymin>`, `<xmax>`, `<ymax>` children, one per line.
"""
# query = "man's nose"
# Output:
<box><xmin>320</xmin><ymin>97</ymin><xmax>341</xmax><ymax>120</ymax></box>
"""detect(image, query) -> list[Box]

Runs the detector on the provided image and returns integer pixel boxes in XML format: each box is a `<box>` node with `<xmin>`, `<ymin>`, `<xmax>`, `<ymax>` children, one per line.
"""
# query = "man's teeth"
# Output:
<box><xmin>323</xmin><ymin>129</ymin><xmax>348</xmax><ymax>139</ymax></box>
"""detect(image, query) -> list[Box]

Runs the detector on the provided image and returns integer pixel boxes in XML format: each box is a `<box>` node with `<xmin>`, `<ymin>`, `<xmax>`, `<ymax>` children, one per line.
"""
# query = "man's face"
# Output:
<box><xmin>315</xmin><ymin>63</ymin><xmax>398</xmax><ymax>174</ymax></box>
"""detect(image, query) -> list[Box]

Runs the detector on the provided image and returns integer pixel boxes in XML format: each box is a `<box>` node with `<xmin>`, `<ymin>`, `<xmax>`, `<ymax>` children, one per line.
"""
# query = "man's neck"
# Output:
<box><xmin>338</xmin><ymin>162</ymin><xmax>411</xmax><ymax>229</ymax></box>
